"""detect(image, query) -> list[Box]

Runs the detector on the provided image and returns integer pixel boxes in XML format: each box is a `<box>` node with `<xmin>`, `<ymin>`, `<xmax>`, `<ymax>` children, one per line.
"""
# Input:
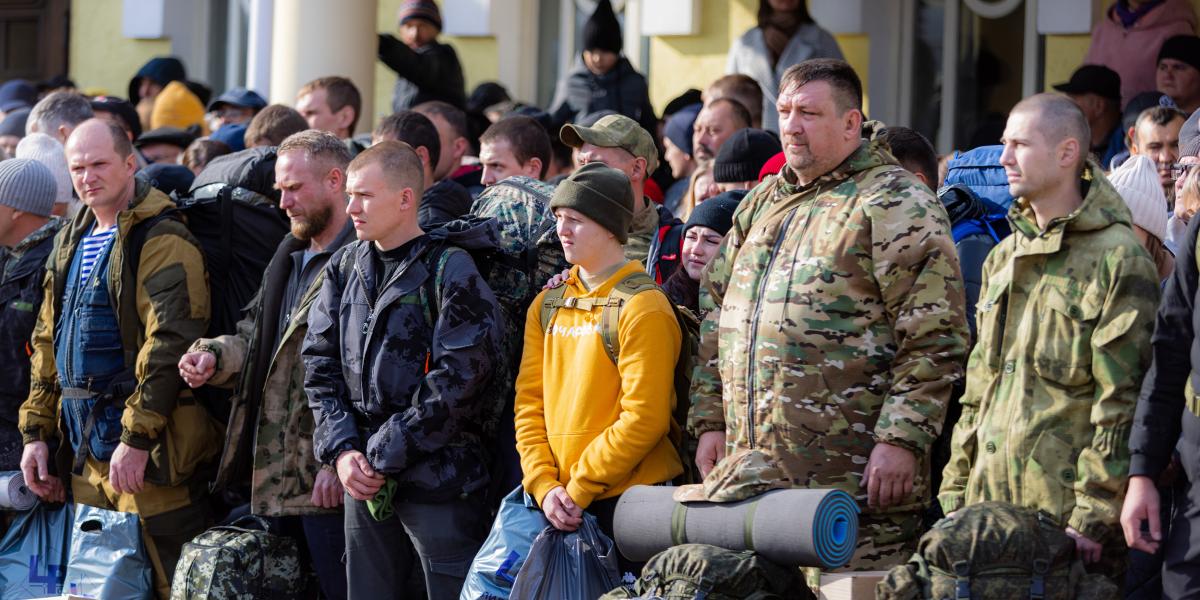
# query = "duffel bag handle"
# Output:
<box><xmin>227</xmin><ymin>514</ymin><xmax>273</xmax><ymax>533</ymax></box>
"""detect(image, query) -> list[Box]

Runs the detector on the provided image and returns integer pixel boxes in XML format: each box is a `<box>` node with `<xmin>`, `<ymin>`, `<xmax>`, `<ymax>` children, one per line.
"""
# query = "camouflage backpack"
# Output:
<box><xmin>538</xmin><ymin>269</ymin><xmax>701</xmax><ymax>483</ymax></box>
<box><xmin>876</xmin><ymin>502</ymin><xmax>1119</xmax><ymax>600</ymax></box>
<box><xmin>599</xmin><ymin>543</ymin><xmax>812</xmax><ymax>600</ymax></box>
<box><xmin>169</xmin><ymin>516</ymin><xmax>302</xmax><ymax>600</ymax></box>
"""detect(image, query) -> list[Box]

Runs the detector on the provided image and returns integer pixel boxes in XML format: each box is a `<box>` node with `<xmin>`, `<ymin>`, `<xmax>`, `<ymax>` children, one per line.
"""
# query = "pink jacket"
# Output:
<box><xmin>1085</xmin><ymin>0</ymin><xmax>1196</xmax><ymax>107</ymax></box>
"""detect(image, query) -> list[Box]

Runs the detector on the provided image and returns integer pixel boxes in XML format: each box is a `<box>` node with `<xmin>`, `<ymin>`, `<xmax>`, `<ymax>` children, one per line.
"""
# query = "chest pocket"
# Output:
<box><xmin>973</xmin><ymin>271</ymin><xmax>1011</xmax><ymax>372</ymax></box>
<box><xmin>1031</xmin><ymin>285</ymin><xmax>1100</xmax><ymax>388</ymax></box>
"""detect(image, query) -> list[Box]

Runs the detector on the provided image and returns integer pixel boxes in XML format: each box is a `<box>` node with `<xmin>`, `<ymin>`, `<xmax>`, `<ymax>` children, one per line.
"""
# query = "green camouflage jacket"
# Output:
<box><xmin>938</xmin><ymin>162</ymin><xmax>1160</xmax><ymax>544</ymax></box>
<box><xmin>688</xmin><ymin>141</ymin><xmax>968</xmax><ymax>532</ymax></box>
<box><xmin>192</xmin><ymin>231</ymin><xmax>352</xmax><ymax>517</ymax></box>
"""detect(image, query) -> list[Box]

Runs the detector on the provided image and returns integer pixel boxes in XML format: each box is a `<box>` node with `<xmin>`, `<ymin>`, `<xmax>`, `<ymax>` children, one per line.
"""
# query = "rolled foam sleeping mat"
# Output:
<box><xmin>613</xmin><ymin>486</ymin><xmax>858</xmax><ymax>569</ymax></box>
<box><xmin>0</xmin><ymin>471</ymin><xmax>37</xmax><ymax>511</ymax></box>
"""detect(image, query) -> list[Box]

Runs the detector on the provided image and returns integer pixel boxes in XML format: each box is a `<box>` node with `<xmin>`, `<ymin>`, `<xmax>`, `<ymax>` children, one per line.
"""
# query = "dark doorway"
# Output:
<box><xmin>0</xmin><ymin>0</ymin><xmax>69</xmax><ymax>84</ymax></box>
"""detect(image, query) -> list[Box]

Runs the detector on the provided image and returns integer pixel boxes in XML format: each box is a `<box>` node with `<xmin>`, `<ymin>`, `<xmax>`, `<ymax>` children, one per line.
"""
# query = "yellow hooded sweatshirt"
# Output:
<box><xmin>515</xmin><ymin>261</ymin><xmax>683</xmax><ymax>508</ymax></box>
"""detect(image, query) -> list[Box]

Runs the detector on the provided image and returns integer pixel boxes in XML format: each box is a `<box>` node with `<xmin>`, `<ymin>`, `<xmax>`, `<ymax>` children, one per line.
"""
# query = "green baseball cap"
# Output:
<box><xmin>560</xmin><ymin>114</ymin><xmax>659</xmax><ymax>173</ymax></box>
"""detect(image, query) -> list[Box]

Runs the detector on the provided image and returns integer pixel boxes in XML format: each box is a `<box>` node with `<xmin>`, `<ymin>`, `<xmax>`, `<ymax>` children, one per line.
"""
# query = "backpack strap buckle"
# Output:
<box><xmin>953</xmin><ymin>561</ymin><xmax>971</xmax><ymax>599</ymax></box>
<box><xmin>562</xmin><ymin>296</ymin><xmax>577</xmax><ymax>309</ymax></box>
<box><xmin>1029</xmin><ymin>558</ymin><xmax>1048</xmax><ymax>600</ymax></box>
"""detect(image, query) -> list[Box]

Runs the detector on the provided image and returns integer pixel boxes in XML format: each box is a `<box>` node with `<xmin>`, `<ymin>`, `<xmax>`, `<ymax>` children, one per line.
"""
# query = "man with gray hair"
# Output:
<box><xmin>0</xmin><ymin>158</ymin><xmax>62</xmax><ymax>472</ymax></box>
<box><xmin>25</xmin><ymin>91</ymin><xmax>94</xmax><ymax>144</ymax></box>
<box><xmin>178</xmin><ymin>129</ymin><xmax>355</xmax><ymax>600</ymax></box>
<box><xmin>940</xmin><ymin>93</ymin><xmax>1160</xmax><ymax>579</ymax></box>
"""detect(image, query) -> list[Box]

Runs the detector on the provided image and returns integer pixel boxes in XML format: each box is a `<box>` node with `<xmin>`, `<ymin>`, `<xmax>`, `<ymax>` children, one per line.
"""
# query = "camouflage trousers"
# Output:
<box><xmin>72</xmin><ymin>456</ymin><xmax>211</xmax><ymax>599</ymax></box>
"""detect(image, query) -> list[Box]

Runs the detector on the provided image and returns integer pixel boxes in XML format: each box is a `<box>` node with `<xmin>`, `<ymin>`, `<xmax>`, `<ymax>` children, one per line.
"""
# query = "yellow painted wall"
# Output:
<box><xmin>645</xmin><ymin>0</ymin><xmax>869</xmax><ymax>116</ymax></box>
<box><xmin>374</xmin><ymin>0</ymin><xmax>498</xmax><ymax>123</ymax></box>
<box><xmin>69</xmin><ymin>0</ymin><xmax>171</xmax><ymax>97</ymax></box>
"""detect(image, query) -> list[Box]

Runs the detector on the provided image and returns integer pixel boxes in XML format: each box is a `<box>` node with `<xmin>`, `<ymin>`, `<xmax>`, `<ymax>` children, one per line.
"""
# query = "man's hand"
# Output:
<box><xmin>542</xmin><ymin>486</ymin><xmax>583</xmax><ymax>531</ymax></box>
<box><xmin>311</xmin><ymin>467</ymin><xmax>345</xmax><ymax>509</ymax></box>
<box><xmin>695</xmin><ymin>431</ymin><xmax>727</xmax><ymax>479</ymax></box>
<box><xmin>20</xmin><ymin>441</ymin><xmax>64</xmax><ymax>502</ymax></box>
<box><xmin>1066</xmin><ymin>526</ymin><xmax>1103</xmax><ymax>564</ymax></box>
<box><xmin>178</xmin><ymin>351</ymin><xmax>216</xmax><ymax>388</ymax></box>
<box><xmin>336</xmin><ymin>450</ymin><xmax>385</xmax><ymax>501</ymax></box>
<box><xmin>862</xmin><ymin>442</ymin><xmax>916</xmax><ymax>509</ymax></box>
<box><xmin>1121</xmin><ymin>475</ymin><xmax>1163</xmax><ymax>554</ymax></box>
<box><xmin>544</xmin><ymin>269</ymin><xmax>571</xmax><ymax>290</ymax></box>
<box><xmin>109</xmin><ymin>443</ymin><xmax>149</xmax><ymax>495</ymax></box>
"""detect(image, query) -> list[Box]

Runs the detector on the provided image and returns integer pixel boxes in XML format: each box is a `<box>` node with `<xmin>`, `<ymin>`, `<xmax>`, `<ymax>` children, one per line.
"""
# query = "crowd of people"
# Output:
<box><xmin>3</xmin><ymin>0</ymin><xmax>1200</xmax><ymax>598</ymax></box>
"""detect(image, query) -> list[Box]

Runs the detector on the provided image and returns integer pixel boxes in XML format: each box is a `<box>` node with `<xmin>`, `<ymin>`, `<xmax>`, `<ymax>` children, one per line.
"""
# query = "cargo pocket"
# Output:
<box><xmin>1024</xmin><ymin>430</ymin><xmax>1078</xmax><ymax>522</ymax></box>
<box><xmin>973</xmin><ymin>280</ymin><xmax>1008</xmax><ymax>373</ymax></box>
<box><xmin>1032</xmin><ymin>286</ymin><xmax>1097</xmax><ymax>388</ymax></box>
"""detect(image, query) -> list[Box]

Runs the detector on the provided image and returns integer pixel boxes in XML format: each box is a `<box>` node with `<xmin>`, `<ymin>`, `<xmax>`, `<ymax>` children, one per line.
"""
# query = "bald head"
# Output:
<box><xmin>1011</xmin><ymin>94</ymin><xmax>1091</xmax><ymax>168</ymax></box>
<box><xmin>66</xmin><ymin>119</ymin><xmax>139</xmax><ymax>213</ymax></box>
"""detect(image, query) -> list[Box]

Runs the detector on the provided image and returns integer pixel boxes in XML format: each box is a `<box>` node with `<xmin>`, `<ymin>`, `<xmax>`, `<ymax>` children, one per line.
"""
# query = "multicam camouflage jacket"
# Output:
<box><xmin>302</xmin><ymin>219</ymin><xmax>504</xmax><ymax>502</ymax></box>
<box><xmin>939</xmin><ymin>162</ymin><xmax>1159</xmax><ymax>544</ymax></box>
<box><xmin>687</xmin><ymin>140</ymin><xmax>969</xmax><ymax>545</ymax></box>
<box><xmin>194</xmin><ymin>225</ymin><xmax>354</xmax><ymax>517</ymax></box>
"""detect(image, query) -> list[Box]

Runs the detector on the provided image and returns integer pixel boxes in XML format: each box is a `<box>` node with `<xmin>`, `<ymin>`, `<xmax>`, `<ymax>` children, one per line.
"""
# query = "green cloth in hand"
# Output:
<box><xmin>367</xmin><ymin>478</ymin><xmax>397</xmax><ymax>521</ymax></box>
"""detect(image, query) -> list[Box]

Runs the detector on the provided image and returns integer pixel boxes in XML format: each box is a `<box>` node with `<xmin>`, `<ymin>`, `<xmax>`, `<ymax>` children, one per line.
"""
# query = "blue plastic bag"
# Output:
<box><xmin>460</xmin><ymin>486</ymin><xmax>551</xmax><ymax>600</ymax></box>
<box><xmin>63</xmin><ymin>504</ymin><xmax>153</xmax><ymax>599</ymax></box>
<box><xmin>0</xmin><ymin>502</ymin><xmax>73</xmax><ymax>599</ymax></box>
<box><xmin>509</xmin><ymin>513</ymin><xmax>622</xmax><ymax>600</ymax></box>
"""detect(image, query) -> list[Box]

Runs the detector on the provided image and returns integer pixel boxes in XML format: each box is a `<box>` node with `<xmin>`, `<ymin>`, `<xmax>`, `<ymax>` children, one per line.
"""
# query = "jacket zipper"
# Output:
<box><xmin>351</xmin><ymin>246</ymin><xmax>427</xmax><ymax>407</ymax></box>
<box><xmin>744</xmin><ymin>209</ymin><xmax>799</xmax><ymax>450</ymax></box>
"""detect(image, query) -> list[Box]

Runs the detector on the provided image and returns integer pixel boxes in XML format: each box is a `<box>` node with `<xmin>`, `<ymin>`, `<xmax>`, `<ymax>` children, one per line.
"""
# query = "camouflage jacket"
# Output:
<box><xmin>938</xmin><ymin>162</ymin><xmax>1159</xmax><ymax>543</ymax></box>
<box><xmin>302</xmin><ymin>220</ymin><xmax>504</xmax><ymax>502</ymax></box>
<box><xmin>193</xmin><ymin>224</ymin><xmax>354</xmax><ymax>517</ymax></box>
<box><xmin>688</xmin><ymin>140</ymin><xmax>969</xmax><ymax>515</ymax></box>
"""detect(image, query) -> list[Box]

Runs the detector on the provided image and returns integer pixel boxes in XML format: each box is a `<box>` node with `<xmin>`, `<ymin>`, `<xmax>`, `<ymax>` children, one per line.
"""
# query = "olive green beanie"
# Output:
<box><xmin>550</xmin><ymin>162</ymin><xmax>635</xmax><ymax>243</ymax></box>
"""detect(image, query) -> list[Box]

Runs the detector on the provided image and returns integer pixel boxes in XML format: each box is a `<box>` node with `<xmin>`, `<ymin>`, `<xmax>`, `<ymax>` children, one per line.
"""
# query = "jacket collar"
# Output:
<box><xmin>776</xmin><ymin>139</ymin><xmax>894</xmax><ymax>196</ymax></box>
<box><xmin>564</xmin><ymin>260</ymin><xmax>644</xmax><ymax>299</ymax></box>
<box><xmin>1008</xmin><ymin>160</ymin><xmax>1134</xmax><ymax>257</ymax></box>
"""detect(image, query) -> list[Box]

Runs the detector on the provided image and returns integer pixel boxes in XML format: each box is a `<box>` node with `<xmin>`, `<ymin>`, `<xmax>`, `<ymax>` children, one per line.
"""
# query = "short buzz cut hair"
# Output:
<box><xmin>299</xmin><ymin>76</ymin><xmax>362</xmax><ymax>135</ymax></box>
<box><xmin>94</xmin><ymin>118</ymin><xmax>135</xmax><ymax>158</ymax></box>
<box><xmin>480</xmin><ymin>115</ymin><xmax>552</xmax><ymax>179</ymax></box>
<box><xmin>1135</xmin><ymin>105</ymin><xmax>1188</xmax><ymax>132</ymax></box>
<box><xmin>707</xmin><ymin>97</ymin><xmax>753</xmax><ymax>129</ymax></box>
<box><xmin>373</xmin><ymin>111</ymin><xmax>441</xmax><ymax>167</ymax></box>
<box><xmin>779</xmin><ymin>58</ymin><xmax>864</xmax><ymax>113</ymax></box>
<box><xmin>414</xmin><ymin>100</ymin><xmax>470</xmax><ymax>141</ymax></box>
<box><xmin>706</xmin><ymin>74</ymin><xmax>764</xmax><ymax>127</ymax></box>
<box><xmin>278</xmin><ymin>129</ymin><xmax>353</xmax><ymax>172</ymax></box>
<box><xmin>245</xmin><ymin>104</ymin><xmax>310</xmax><ymax>147</ymax></box>
<box><xmin>1011</xmin><ymin>93</ymin><xmax>1092</xmax><ymax>170</ymax></box>
<box><xmin>881</xmin><ymin>126</ymin><xmax>938</xmax><ymax>186</ymax></box>
<box><xmin>348</xmin><ymin>139</ymin><xmax>425</xmax><ymax>194</ymax></box>
<box><xmin>27</xmin><ymin>91</ymin><xmax>94</xmax><ymax>136</ymax></box>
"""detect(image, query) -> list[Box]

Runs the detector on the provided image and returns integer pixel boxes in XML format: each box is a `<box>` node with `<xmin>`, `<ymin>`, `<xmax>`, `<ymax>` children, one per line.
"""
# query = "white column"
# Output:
<box><xmin>246</xmin><ymin>0</ymin><xmax>274</xmax><ymax>97</ymax></box>
<box><xmin>268</xmin><ymin>0</ymin><xmax>376</xmax><ymax>125</ymax></box>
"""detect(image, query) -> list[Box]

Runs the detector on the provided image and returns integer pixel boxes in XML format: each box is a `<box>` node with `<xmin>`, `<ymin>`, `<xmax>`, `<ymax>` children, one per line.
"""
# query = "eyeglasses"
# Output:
<box><xmin>1172</xmin><ymin>163</ymin><xmax>1198</xmax><ymax>179</ymax></box>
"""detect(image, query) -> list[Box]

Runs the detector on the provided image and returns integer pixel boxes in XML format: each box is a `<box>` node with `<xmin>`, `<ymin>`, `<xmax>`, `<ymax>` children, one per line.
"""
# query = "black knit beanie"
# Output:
<box><xmin>550</xmin><ymin>162</ymin><xmax>634</xmax><ymax>243</ymax></box>
<box><xmin>1159</xmin><ymin>35</ymin><xmax>1200</xmax><ymax>72</ymax></box>
<box><xmin>685</xmin><ymin>190</ymin><xmax>747</xmax><ymax>237</ymax></box>
<box><xmin>582</xmin><ymin>0</ymin><xmax>623</xmax><ymax>54</ymax></box>
<box><xmin>713</xmin><ymin>129</ymin><xmax>782</xmax><ymax>183</ymax></box>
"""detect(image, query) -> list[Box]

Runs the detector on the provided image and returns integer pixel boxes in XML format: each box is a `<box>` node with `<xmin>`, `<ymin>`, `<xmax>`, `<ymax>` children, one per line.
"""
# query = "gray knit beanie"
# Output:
<box><xmin>0</xmin><ymin>158</ymin><xmax>56</xmax><ymax>217</ymax></box>
<box><xmin>550</xmin><ymin>162</ymin><xmax>634</xmax><ymax>243</ymax></box>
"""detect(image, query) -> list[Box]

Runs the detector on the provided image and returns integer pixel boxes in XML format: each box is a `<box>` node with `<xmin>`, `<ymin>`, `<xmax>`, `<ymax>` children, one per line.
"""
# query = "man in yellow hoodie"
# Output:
<box><xmin>514</xmin><ymin>161</ymin><xmax>683</xmax><ymax>578</ymax></box>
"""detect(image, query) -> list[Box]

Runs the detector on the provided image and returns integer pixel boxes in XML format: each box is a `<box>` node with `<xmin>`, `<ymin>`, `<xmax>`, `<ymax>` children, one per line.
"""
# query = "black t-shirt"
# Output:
<box><xmin>371</xmin><ymin>235</ymin><xmax>427</xmax><ymax>297</ymax></box>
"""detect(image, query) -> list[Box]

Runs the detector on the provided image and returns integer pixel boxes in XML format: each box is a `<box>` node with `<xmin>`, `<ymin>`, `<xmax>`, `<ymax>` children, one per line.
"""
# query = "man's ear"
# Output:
<box><xmin>1127</xmin><ymin>126</ymin><xmax>1139</xmax><ymax>153</ymax></box>
<box><xmin>631</xmin><ymin>156</ymin><xmax>647</xmax><ymax>182</ymax></box>
<box><xmin>845</xmin><ymin>109</ymin><xmax>864</xmax><ymax>141</ymax></box>
<box><xmin>335</xmin><ymin>106</ymin><xmax>356</xmax><ymax>135</ymax></box>
<box><xmin>524</xmin><ymin>157</ymin><xmax>544</xmax><ymax>179</ymax></box>
<box><xmin>415</xmin><ymin>145</ymin><xmax>431</xmax><ymax>168</ymax></box>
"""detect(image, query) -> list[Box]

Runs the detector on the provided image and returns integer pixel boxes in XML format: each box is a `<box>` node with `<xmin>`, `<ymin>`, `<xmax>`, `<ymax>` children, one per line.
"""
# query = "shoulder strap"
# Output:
<box><xmin>598</xmin><ymin>270</ymin><xmax>658</xmax><ymax>365</ymax></box>
<box><xmin>125</xmin><ymin>209</ymin><xmax>183</xmax><ymax>279</ymax></box>
<box><xmin>539</xmin><ymin>284</ymin><xmax>569</xmax><ymax>333</ymax></box>
<box><xmin>420</xmin><ymin>243</ymin><xmax>460</xmax><ymax>330</ymax></box>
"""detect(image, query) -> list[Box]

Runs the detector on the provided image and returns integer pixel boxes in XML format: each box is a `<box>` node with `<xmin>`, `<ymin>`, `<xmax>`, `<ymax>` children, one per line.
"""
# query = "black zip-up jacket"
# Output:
<box><xmin>0</xmin><ymin>219</ymin><xmax>61</xmax><ymax>425</ymax></box>
<box><xmin>1130</xmin><ymin>213</ymin><xmax>1200</xmax><ymax>481</ymax></box>
<box><xmin>302</xmin><ymin>219</ymin><xmax>503</xmax><ymax>501</ymax></box>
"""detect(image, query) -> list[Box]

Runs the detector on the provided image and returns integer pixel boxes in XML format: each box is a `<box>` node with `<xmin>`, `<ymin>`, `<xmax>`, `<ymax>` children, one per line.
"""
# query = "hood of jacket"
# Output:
<box><xmin>1008</xmin><ymin>160</ymin><xmax>1134</xmax><ymax>239</ymax></box>
<box><xmin>418</xmin><ymin>178</ymin><xmax>473</xmax><ymax>231</ymax></box>
<box><xmin>1108</xmin><ymin>0</ymin><xmax>1197</xmax><ymax>31</ymax></box>
<box><xmin>425</xmin><ymin>214</ymin><xmax>503</xmax><ymax>254</ymax></box>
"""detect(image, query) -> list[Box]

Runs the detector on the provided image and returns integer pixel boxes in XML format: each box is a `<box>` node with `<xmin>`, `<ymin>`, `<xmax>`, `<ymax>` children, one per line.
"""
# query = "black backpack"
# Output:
<box><xmin>132</xmin><ymin>147</ymin><xmax>290</xmax><ymax>339</ymax></box>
